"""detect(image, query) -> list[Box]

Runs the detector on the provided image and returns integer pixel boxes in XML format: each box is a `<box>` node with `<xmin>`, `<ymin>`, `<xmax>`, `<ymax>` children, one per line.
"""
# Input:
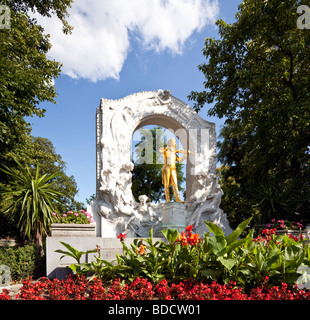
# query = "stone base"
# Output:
<box><xmin>51</xmin><ymin>223</ymin><xmax>96</xmax><ymax>237</ymax></box>
<box><xmin>0</xmin><ymin>239</ymin><xmax>17</xmax><ymax>247</ymax></box>
<box><xmin>161</xmin><ymin>202</ymin><xmax>186</xmax><ymax>231</ymax></box>
<box><xmin>46</xmin><ymin>236</ymin><xmax>165</xmax><ymax>280</ymax></box>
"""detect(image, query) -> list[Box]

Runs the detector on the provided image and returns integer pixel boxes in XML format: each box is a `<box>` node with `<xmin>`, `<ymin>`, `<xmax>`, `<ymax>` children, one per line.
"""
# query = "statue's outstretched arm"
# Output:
<box><xmin>178</xmin><ymin>154</ymin><xmax>187</xmax><ymax>163</ymax></box>
<box><xmin>176</xmin><ymin>149</ymin><xmax>194</xmax><ymax>154</ymax></box>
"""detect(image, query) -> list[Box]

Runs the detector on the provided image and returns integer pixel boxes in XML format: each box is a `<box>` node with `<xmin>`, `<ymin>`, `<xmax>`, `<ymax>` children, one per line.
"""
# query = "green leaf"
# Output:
<box><xmin>68</xmin><ymin>263</ymin><xmax>92</xmax><ymax>276</ymax></box>
<box><xmin>225</xmin><ymin>238</ymin><xmax>247</xmax><ymax>256</ymax></box>
<box><xmin>204</xmin><ymin>220</ymin><xmax>224</xmax><ymax>237</ymax></box>
<box><xmin>161</xmin><ymin>228</ymin><xmax>178</xmax><ymax>244</ymax></box>
<box><xmin>226</xmin><ymin>217</ymin><xmax>252</xmax><ymax>245</ymax></box>
<box><xmin>149</xmin><ymin>227</ymin><xmax>153</xmax><ymax>243</ymax></box>
<box><xmin>263</xmin><ymin>254</ymin><xmax>281</xmax><ymax>270</ymax></box>
<box><xmin>68</xmin><ymin>264</ymin><xmax>79</xmax><ymax>274</ymax></box>
<box><xmin>208</xmin><ymin>235</ymin><xmax>227</xmax><ymax>256</ymax></box>
<box><xmin>218</xmin><ymin>257</ymin><xmax>237</xmax><ymax>270</ymax></box>
<box><xmin>201</xmin><ymin>269</ymin><xmax>220</xmax><ymax>281</ymax></box>
<box><xmin>55</xmin><ymin>241</ymin><xmax>96</xmax><ymax>263</ymax></box>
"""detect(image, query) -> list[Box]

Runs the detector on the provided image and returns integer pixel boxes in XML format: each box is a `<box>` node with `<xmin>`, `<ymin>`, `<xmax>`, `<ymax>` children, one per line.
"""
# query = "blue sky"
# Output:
<box><xmin>27</xmin><ymin>0</ymin><xmax>242</xmax><ymax>205</ymax></box>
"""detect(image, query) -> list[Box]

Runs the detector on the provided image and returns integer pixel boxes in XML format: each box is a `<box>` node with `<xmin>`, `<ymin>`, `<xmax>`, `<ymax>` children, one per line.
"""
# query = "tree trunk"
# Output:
<box><xmin>35</xmin><ymin>223</ymin><xmax>45</xmax><ymax>257</ymax></box>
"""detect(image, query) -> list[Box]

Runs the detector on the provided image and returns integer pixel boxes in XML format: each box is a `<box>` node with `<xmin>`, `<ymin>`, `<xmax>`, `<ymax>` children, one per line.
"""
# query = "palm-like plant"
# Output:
<box><xmin>0</xmin><ymin>160</ymin><xmax>64</xmax><ymax>255</ymax></box>
<box><xmin>252</xmin><ymin>179</ymin><xmax>293</xmax><ymax>224</ymax></box>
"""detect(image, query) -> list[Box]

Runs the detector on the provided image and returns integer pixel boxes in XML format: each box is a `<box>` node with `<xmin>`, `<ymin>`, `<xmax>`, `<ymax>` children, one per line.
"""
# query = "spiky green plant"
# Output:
<box><xmin>0</xmin><ymin>160</ymin><xmax>63</xmax><ymax>255</ymax></box>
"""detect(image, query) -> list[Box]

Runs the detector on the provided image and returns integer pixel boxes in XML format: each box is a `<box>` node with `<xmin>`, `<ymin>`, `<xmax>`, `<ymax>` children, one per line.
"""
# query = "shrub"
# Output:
<box><xmin>268</xmin><ymin>219</ymin><xmax>305</xmax><ymax>230</ymax></box>
<box><xmin>51</xmin><ymin>209</ymin><xmax>94</xmax><ymax>224</ymax></box>
<box><xmin>0</xmin><ymin>244</ymin><xmax>44</xmax><ymax>281</ymax></box>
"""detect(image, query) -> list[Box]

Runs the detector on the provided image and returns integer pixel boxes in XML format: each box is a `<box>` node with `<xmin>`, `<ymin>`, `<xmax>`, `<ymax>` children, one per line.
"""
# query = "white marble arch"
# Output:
<box><xmin>88</xmin><ymin>90</ymin><xmax>232</xmax><ymax>238</ymax></box>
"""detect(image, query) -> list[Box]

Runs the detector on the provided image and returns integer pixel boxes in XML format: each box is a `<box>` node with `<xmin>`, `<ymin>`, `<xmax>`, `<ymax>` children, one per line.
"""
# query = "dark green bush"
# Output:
<box><xmin>0</xmin><ymin>244</ymin><xmax>45</xmax><ymax>281</ymax></box>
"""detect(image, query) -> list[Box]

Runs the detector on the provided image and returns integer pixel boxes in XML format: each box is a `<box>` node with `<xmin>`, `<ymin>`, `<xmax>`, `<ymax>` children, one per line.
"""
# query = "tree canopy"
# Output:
<box><xmin>189</xmin><ymin>0</ymin><xmax>310</xmax><ymax>227</ymax></box>
<box><xmin>0</xmin><ymin>0</ymin><xmax>83</xmax><ymax>241</ymax></box>
<box><xmin>0</xmin><ymin>0</ymin><xmax>72</xmax><ymax>180</ymax></box>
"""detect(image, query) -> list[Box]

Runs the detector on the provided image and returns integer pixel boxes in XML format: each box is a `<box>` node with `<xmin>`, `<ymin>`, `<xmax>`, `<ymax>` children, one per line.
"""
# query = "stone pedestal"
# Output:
<box><xmin>161</xmin><ymin>202</ymin><xmax>186</xmax><ymax>231</ymax></box>
<box><xmin>46</xmin><ymin>236</ymin><xmax>165</xmax><ymax>280</ymax></box>
<box><xmin>51</xmin><ymin>223</ymin><xmax>96</xmax><ymax>237</ymax></box>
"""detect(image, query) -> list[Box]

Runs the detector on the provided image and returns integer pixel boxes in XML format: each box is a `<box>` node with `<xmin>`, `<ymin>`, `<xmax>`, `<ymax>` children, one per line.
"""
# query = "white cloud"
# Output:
<box><xmin>34</xmin><ymin>0</ymin><xmax>219</xmax><ymax>82</ymax></box>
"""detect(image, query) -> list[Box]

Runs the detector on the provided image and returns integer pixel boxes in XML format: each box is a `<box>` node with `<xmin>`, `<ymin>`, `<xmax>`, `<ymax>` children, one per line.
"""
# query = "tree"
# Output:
<box><xmin>188</xmin><ymin>0</ymin><xmax>310</xmax><ymax>225</ymax></box>
<box><xmin>217</xmin><ymin>165</ymin><xmax>259</xmax><ymax>230</ymax></box>
<box><xmin>0</xmin><ymin>135</ymin><xmax>84</xmax><ymax>241</ymax></box>
<box><xmin>0</xmin><ymin>0</ymin><xmax>72</xmax><ymax>181</ymax></box>
<box><xmin>0</xmin><ymin>160</ymin><xmax>64</xmax><ymax>256</ymax></box>
<box><xmin>0</xmin><ymin>1</ymin><xmax>83</xmax><ymax>241</ymax></box>
<box><xmin>7</xmin><ymin>0</ymin><xmax>73</xmax><ymax>34</ymax></box>
<box><xmin>131</xmin><ymin>126</ymin><xmax>185</xmax><ymax>203</ymax></box>
<box><xmin>11</xmin><ymin>135</ymin><xmax>84</xmax><ymax>211</ymax></box>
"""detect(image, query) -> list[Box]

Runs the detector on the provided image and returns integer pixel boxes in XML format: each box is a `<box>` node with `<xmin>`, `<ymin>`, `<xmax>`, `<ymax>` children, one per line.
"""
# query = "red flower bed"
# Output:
<box><xmin>1</xmin><ymin>275</ymin><xmax>310</xmax><ymax>300</ymax></box>
<box><xmin>0</xmin><ymin>289</ymin><xmax>11</xmax><ymax>300</ymax></box>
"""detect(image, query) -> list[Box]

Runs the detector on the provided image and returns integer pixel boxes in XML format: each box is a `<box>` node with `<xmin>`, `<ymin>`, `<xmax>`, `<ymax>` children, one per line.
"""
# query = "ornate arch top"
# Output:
<box><xmin>96</xmin><ymin>90</ymin><xmax>217</xmax><ymax>200</ymax></box>
<box><xmin>99</xmin><ymin>90</ymin><xmax>214</xmax><ymax>131</ymax></box>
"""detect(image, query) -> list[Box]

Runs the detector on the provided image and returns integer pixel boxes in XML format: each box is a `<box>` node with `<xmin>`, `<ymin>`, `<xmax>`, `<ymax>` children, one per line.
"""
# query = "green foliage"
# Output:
<box><xmin>55</xmin><ymin>241</ymin><xmax>97</xmax><ymax>264</ymax></box>
<box><xmin>60</xmin><ymin>218</ymin><xmax>309</xmax><ymax>288</ymax></box>
<box><xmin>0</xmin><ymin>160</ymin><xmax>64</xmax><ymax>250</ymax></box>
<box><xmin>0</xmin><ymin>136</ymin><xmax>84</xmax><ymax>241</ymax></box>
<box><xmin>55</xmin><ymin>241</ymin><xmax>96</xmax><ymax>276</ymax></box>
<box><xmin>7</xmin><ymin>136</ymin><xmax>84</xmax><ymax>212</ymax></box>
<box><xmin>5</xmin><ymin>0</ymin><xmax>73</xmax><ymax>34</ymax></box>
<box><xmin>188</xmin><ymin>0</ymin><xmax>310</xmax><ymax>225</ymax></box>
<box><xmin>0</xmin><ymin>1</ymin><xmax>83</xmax><ymax>245</ymax></box>
<box><xmin>88</xmin><ymin>256</ymin><xmax>132</xmax><ymax>282</ymax></box>
<box><xmin>51</xmin><ymin>210</ymin><xmax>92</xmax><ymax>224</ymax></box>
<box><xmin>0</xmin><ymin>0</ymin><xmax>81</xmax><ymax>241</ymax></box>
<box><xmin>217</xmin><ymin>165</ymin><xmax>259</xmax><ymax>230</ymax></box>
<box><xmin>0</xmin><ymin>0</ymin><xmax>75</xmax><ymax>209</ymax></box>
<box><xmin>0</xmin><ymin>244</ymin><xmax>44</xmax><ymax>281</ymax></box>
<box><xmin>161</xmin><ymin>228</ymin><xmax>178</xmax><ymax>244</ymax></box>
<box><xmin>0</xmin><ymin>8</ymin><xmax>61</xmax><ymax>179</ymax></box>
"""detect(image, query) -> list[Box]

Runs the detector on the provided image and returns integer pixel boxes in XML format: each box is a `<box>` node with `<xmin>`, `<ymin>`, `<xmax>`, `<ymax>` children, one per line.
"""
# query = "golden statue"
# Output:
<box><xmin>159</xmin><ymin>138</ymin><xmax>192</xmax><ymax>202</ymax></box>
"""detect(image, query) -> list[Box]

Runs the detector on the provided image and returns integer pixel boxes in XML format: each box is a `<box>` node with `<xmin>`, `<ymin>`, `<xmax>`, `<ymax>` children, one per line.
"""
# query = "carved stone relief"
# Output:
<box><xmin>88</xmin><ymin>90</ymin><xmax>232</xmax><ymax>237</ymax></box>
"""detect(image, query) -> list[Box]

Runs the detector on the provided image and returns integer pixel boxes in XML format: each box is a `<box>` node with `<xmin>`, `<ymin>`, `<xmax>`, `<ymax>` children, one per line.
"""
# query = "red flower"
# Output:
<box><xmin>288</xmin><ymin>234</ymin><xmax>303</xmax><ymax>242</ymax></box>
<box><xmin>6</xmin><ymin>275</ymin><xmax>310</xmax><ymax>300</ymax></box>
<box><xmin>176</xmin><ymin>232</ymin><xmax>188</xmax><ymax>246</ymax></box>
<box><xmin>188</xmin><ymin>233</ymin><xmax>200</xmax><ymax>246</ymax></box>
<box><xmin>262</xmin><ymin>228</ymin><xmax>276</xmax><ymax>235</ymax></box>
<box><xmin>176</xmin><ymin>227</ymin><xmax>200</xmax><ymax>246</ymax></box>
<box><xmin>117</xmin><ymin>233</ymin><xmax>126</xmax><ymax>241</ymax></box>
<box><xmin>185</xmin><ymin>225</ymin><xmax>194</xmax><ymax>236</ymax></box>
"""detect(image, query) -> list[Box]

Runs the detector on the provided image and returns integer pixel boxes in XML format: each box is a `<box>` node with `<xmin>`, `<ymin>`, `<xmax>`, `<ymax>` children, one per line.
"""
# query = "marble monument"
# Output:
<box><xmin>87</xmin><ymin>90</ymin><xmax>232</xmax><ymax>238</ymax></box>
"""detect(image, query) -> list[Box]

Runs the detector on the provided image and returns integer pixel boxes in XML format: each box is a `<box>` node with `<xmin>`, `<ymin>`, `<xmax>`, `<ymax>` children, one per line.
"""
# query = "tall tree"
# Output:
<box><xmin>0</xmin><ymin>0</ymin><xmax>84</xmax><ymax>240</ymax></box>
<box><xmin>0</xmin><ymin>0</ymin><xmax>72</xmax><ymax>180</ymax></box>
<box><xmin>189</xmin><ymin>0</ymin><xmax>310</xmax><ymax>225</ymax></box>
